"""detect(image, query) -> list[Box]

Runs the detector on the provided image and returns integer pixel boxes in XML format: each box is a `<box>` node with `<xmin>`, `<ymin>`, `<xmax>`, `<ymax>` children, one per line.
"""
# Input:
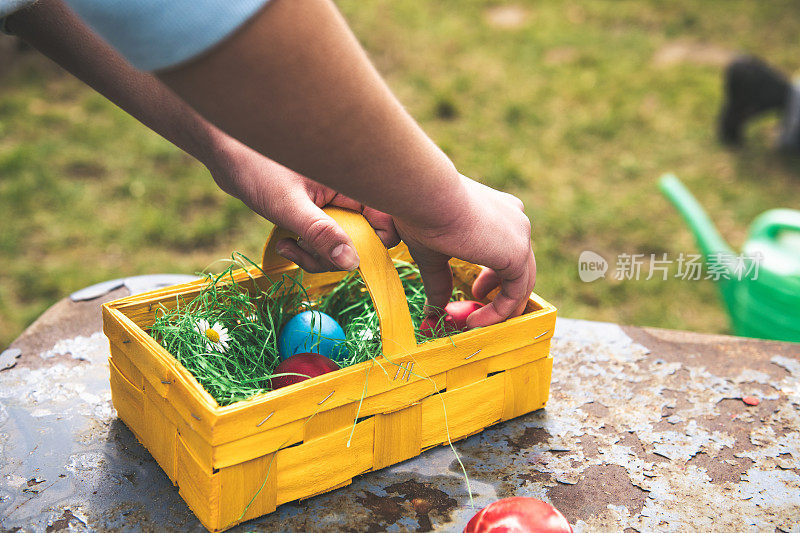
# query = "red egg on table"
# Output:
<box><xmin>269</xmin><ymin>352</ymin><xmax>340</xmax><ymax>390</ymax></box>
<box><xmin>421</xmin><ymin>300</ymin><xmax>484</xmax><ymax>338</ymax></box>
<box><xmin>463</xmin><ymin>497</ymin><xmax>572</xmax><ymax>533</ymax></box>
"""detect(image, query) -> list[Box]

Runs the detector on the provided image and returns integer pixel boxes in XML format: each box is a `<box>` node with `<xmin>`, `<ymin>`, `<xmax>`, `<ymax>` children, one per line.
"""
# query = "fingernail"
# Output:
<box><xmin>330</xmin><ymin>244</ymin><xmax>359</xmax><ymax>271</ymax></box>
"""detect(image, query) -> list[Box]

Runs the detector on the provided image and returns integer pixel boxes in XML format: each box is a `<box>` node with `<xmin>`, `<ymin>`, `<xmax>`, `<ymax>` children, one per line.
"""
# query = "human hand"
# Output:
<box><xmin>207</xmin><ymin>139</ymin><xmax>399</xmax><ymax>273</ymax></box>
<box><xmin>393</xmin><ymin>175</ymin><xmax>536</xmax><ymax>328</ymax></box>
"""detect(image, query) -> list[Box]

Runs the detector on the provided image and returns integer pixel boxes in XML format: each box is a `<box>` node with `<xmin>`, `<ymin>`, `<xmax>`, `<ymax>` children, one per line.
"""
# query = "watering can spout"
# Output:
<box><xmin>659</xmin><ymin>174</ymin><xmax>735</xmax><ymax>258</ymax></box>
<box><xmin>659</xmin><ymin>174</ymin><xmax>737</xmax><ymax>312</ymax></box>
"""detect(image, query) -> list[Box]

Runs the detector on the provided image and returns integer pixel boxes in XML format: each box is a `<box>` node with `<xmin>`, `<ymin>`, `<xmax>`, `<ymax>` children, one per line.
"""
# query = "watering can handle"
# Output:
<box><xmin>748</xmin><ymin>209</ymin><xmax>800</xmax><ymax>241</ymax></box>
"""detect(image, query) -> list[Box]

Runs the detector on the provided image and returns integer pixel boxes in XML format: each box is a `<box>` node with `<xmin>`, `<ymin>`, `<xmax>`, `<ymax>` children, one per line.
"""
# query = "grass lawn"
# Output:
<box><xmin>1</xmin><ymin>0</ymin><xmax>799</xmax><ymax>349</ymax></box>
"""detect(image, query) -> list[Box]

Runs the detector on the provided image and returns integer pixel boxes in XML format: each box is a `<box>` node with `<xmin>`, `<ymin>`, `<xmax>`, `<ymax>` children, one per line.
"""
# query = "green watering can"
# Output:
<box><xmin>659</xmin><ymin>174</ymin><xmax>800</xmax><ymax>343</ymax></box>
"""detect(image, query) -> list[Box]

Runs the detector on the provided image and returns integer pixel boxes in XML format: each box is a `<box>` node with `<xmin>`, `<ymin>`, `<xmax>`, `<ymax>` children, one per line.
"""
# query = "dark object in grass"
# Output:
<box><xmin>434</xmin><ymin>96</ymin><xmax>459</xmax><ymax>120</ymax></box>
<box><xmin>718</xmin><ymin>55</ymin><xmax>790</xmax><ymax>146</ymax></box>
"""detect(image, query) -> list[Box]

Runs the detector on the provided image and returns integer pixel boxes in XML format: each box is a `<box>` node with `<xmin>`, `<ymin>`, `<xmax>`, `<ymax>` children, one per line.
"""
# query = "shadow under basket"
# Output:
<box><xmin>102</xmin><ymin>207</ymin><xmax>557</xmax><ymax>532</ymax></box>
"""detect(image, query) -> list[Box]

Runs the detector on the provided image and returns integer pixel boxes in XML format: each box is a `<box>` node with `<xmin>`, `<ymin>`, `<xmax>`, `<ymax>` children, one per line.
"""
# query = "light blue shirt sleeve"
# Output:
<box><xmin>64</xmin><ymin>0</ymin><xmax>270</xmax><ymax>71</ymax></box>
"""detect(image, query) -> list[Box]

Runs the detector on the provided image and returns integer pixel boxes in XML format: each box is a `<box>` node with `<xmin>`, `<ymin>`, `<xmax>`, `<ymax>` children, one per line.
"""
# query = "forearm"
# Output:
<box><xmin>6</xmin><ymin>0</ymin><xmax>232</xmax><ymax>171</ymax></box>
<box><xmin>157</xmin><ymin>0</ymin><xmax>465</xmax><ymax>228</ymax></box>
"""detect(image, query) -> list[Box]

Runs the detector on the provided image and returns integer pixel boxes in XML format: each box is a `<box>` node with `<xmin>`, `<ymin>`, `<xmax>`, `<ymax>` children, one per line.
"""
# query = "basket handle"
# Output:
<box><xmin>261</xmin><ymin>207</ymin><xmax>418</xmax><ymax>357</ymax></box>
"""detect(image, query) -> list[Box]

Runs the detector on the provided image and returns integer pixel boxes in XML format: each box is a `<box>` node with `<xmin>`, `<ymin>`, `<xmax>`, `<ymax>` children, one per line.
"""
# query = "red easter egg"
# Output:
<box><xmin>464</xmin><ymin>497</ymin><xmax>572</xmax><ymax>533</ymax></box>
<box><xmin>420</xmin><ymin>313</ymin><xmax>458</xmax><ymax>338</ymax></box>
<box><xmin>270</xmin><ymin>352</ymin><xmax>340</xmax><ymax>390</ymax></box>
<box><xmin>421</xmin><ymin>300</ymin><xmax>484</xmax><ymax>338</ymax></box>
<box><xmin>445</xmin><ymin>300</ymin><xmax>484</xmax><ymax>330</ymax></box>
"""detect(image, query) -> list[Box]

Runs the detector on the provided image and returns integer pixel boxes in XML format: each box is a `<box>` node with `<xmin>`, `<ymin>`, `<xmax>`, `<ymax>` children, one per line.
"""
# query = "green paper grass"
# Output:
<box><xmin>150</xmin><ymin>254</ymin><xmax>463</xmax><ymax>406</ymax></box>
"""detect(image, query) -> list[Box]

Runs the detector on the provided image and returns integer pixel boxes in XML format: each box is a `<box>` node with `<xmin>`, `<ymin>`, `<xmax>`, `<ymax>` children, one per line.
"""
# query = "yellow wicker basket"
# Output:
<box><xmin>102</xmin><ymin>207</ymin><xmax>556</xmax><ymax>531</ymax></box>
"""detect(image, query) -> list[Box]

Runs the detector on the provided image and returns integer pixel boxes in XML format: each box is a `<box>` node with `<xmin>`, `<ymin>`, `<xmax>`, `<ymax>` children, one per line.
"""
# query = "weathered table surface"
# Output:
<box><xmin>1</xmin><ymin>277</ymin><xmax>798</xmax><ymax>532</ymax></box>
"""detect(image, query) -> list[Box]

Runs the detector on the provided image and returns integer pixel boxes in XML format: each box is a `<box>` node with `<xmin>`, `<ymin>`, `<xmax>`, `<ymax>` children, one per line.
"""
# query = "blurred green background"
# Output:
<box><xmin>2</xmin><ymin>0</ymin><xmax>799</xmax><ymax>349</ymax></box>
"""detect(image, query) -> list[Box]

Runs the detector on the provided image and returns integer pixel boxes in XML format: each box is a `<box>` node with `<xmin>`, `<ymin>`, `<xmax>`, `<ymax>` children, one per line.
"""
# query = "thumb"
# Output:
<box><xmin>277</xmin><ymin>200</ymin><xmax>360</xmax><ymax>272</ymax></box>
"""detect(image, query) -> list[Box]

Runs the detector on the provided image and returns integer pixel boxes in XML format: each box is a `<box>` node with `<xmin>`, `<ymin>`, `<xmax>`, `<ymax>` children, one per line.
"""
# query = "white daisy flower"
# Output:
<box><xmin>194</xmin><ymin>319</ymin><xmax>230</xmax><ymax>352</ymax></box>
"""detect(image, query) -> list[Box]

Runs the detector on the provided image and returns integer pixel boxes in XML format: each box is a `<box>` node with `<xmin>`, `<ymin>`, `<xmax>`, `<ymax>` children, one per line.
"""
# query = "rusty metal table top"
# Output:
<box><xmin>1</xmin><ymin>277</ymin><xmax>798</xmax><ymax>532</ymax></box>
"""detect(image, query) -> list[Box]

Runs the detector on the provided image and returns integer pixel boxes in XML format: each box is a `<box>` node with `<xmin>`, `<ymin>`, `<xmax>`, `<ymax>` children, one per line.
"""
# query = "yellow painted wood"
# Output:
<box><xmin>109</xmin><ymin>342</ymin><xmax>144</xmax><ymax>390</ymax></box>
<box><xmin>387</xmin><ymin>242</ymin><xmax>413</xmax><ymax>262</ymax></box>
<box><xmin>485</xmin><ymin>340</ymin><xmax>550</xmax><ymax>375</ymax></box>
<box><xmin>276</xmin><ymin>417</ymin><xmax>375</xmax><ymax>505</ymax></box>
<box><xmin>373</xmin><ymin>403</ymin><xmax>422</xmax><ymax>469</ymax></box>
<box><xmin>104</xmin><ymin>306</ymin><xmax>173</xmax><ymax>396</ymax></box>
<box><xmin>211</xmin><ymin>419</ymin><xmax>305</xmax><ymax>470</ymax></box>
<box><xmin>108</xmin><ymin>360</ymin><xmax>144</xmax><ymax>434</ymax></box>
<box><xmin>304</xmin><ymin>403</ymin><xmax>359</xmax><ymax>442</ymax></box>
<box><xmin>301</xmin><ymin>478</ymin><xmax>352</xmax><ymax>500</ymax></box>
<box><xmin>105</xmin><ymin>255</ymin><xmax>554</xmax><ymax>443</ymax></box>
<box><xmin>357</xmin><ymin>371</ymin><xmax>445</xmax><ymax>418</ymax></box>
<box><xmin>502</xmin><ymin>357</ymin><xmax>554</xmax><ymax>421</ymax></box>
<box><xmin>217</xmin><ymin>452</ymin><xmax>277</xmax><ymax>528</ymax></box>
<box><xmin>105</xmin><ymin>307</ymin><xmax>219</xmax><ymax>440</ymax></box>
<box><xmin>328</xmin><ymin>208</ymin><xmax>417</xmax><ymax>357</ymax></box>
<box><xmin>142</xmin><ymin>383</ymin><xmax>215</xmax><ymax>473</ymax></box>
<box><xmin>142</xmin><ymin>391</ymin><xmax>178</xmax><ymax>483</ymax></box>
<box><xmin>420</xmin><ymin>373</ymin><xmax>505</xmax><ymax>448</ymax></box>
<box><xmin>449</xmin><ymin>258</ymin><xmax>482</xmax><ymax>288</ymax></box>
<box><xmin>446</xmin><ymin>359</ymin><xmax>488</xmax><ymax>390</ymax></box>
<box><xmin>177</xmin><ymin>435</ymin><xmax>220</xmax><ymax>531</ymax></box>
<box><xmin>260</xmin><ymin>225</ymin><xmax>297</xmax><ymax>272</ymax></box>
<box><xmin>105</xmin><ymin>306</ymin><xmax>211</xmax><ymax>407</ymax></box>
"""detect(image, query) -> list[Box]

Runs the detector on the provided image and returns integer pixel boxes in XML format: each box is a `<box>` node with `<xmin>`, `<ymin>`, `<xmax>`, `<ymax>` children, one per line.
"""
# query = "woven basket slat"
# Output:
<box><xmin>104</xmin><ymin>307</ymin><xmax>176</xmax><ymax>398</ymax></box>
<box><xmin>303</xmin><ymin>402</ymin><xmax>360</xmax><ymax>442</ymax></box>
<box><xmin>373</xmin><ymin>403</ymin><xmax>423</xmax><ymax>469</ymax></box>
<box><xmin>109</xmin><ymin>342</ymin><xmax>145</xmax><ymax>389</ymax></box>
<box><xmin>419</xmin><ymin>373</ymin><xmax>506</xmax><ymax>448</ymax></box>
<box><xmin>502</xmin><ymin>357</ymin><xmax>553</xmax><ymax>421</ymax></box>
<box><xmin>446</xmin><ymin>359</ymin><xmax>488</xmax><ymax>390</ymax></box>
<box><xmin>108</xmin><ymin>360</ymin><xmax>145</xmax><ymax>439</ymax></box>
<box><xmin>177</xmin><ymin>435</ymin><xmax>220</xmax><ymax>527</ymax></box>
<box><xmin>143</xmin><ymin>388</ymin><xmax>179</xmax><ymax>482</ymax></box>
<box><xmin>300</xmin><ymin>478</ymin><xmax>353</xmax><ymax>501</ymax></box>
<box><xmin>275</xmin><ymin>417</ymin><xmax>375</xmax><ymax>505</ymax></box>
<box><xmin>211</xmin><ymin>420</ymin><xmax>305</xmax><ymax>470</ymax></box>
<box><xmin>486</xmin><ymin>341</ymin><xmax>550</xmax><ymax>374</ymax></box>
<box><xmin>218</xmin><ymin>452</ymin><xmax>277</xmax><ymax>525</ymax></box>
<box><xmin>355</xmin><ymin>371</ymin><xmax>446</xmax><ymax>417</ymax></box>
<box><xmin>142</xmin><ymin>382</ymin><xmax>211</xmax><ymax>473</ymax></box>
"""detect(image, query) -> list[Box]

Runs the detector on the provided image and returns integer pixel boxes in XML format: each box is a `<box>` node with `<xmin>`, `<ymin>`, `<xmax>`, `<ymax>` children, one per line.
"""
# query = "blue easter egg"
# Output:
<box><xmin>278</xmin><ymin>311</ymin><xmax>348</xmax><ymax>362</ymax></box>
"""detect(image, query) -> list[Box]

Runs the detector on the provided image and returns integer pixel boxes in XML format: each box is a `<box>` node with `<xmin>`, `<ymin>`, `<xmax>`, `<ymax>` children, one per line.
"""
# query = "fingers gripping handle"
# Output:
<box><xmin>261</xmin><ymin>207</ymin><xmax>418</xmax><ymax>357</ymax></box>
